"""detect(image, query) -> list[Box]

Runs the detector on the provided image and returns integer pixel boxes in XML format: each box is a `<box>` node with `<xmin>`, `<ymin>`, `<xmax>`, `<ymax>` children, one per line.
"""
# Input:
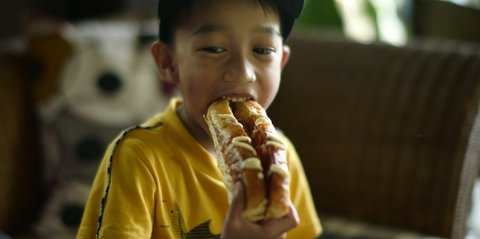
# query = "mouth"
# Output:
<box><xmin>220</xmin><ymin>95</ymin><xmax>254</xmax><ymax>102</ymax></box>
<box><xmin>204</xmin><ymin>95</ymin><xmax>255</xmax><ymax>118</ymax></box>
<box><xmin>219</xmin><ymin>96</ymin><xmax>255</xmax><ymax>114</ymax></box>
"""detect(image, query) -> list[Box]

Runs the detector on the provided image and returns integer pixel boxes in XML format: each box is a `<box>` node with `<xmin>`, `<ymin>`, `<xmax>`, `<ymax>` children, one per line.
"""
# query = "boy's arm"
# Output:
<box><xmin>77</xmin><ymin>138</ymin><xmax>156</xmax><ymax>239</ymax></box>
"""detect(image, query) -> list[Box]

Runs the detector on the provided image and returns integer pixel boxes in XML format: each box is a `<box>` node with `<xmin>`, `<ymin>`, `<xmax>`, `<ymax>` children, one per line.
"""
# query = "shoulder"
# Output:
<box><xmin>113</xmin><ymin>121</ymin><xmax>165</xmax><ymax>151</ymax></box>
<box><xmin>114</xmin><ymin>107</ymin><xmax>182</xmax><ymax>151</ymax></box>
<box><xmin>105</xmin><ymin>118</ymin><xmax>174</xmax><ymax>167</ymax></box>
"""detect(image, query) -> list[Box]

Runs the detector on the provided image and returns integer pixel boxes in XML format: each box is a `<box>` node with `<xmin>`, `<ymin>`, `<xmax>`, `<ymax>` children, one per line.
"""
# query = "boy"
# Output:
<box><xmin>77</xmin><ymin>0</ymin><xmax>322</xmax><ymax>238</ymax></box>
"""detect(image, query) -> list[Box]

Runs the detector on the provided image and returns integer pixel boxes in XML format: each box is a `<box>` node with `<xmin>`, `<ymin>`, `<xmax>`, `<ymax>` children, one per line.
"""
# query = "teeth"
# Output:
<box><xmin>221</xmin><ymin>96</ymin><xmax>250</xmax><ymax>102</ymax></box>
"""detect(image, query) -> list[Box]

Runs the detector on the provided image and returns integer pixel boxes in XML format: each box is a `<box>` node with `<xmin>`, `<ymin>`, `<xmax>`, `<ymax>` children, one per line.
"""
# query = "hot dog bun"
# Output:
<box><xmin>233</xmin><ymin>100</ymin><xmax>290</xmax><ymax>220</ymax></box>
<box><xmin>205</xmin><ymin>99</ymin><xmax>290</xmax><ymax>222</ymax></box>
<box><xmin>205</xmin><ymin>99</ymin><xmax>267</xmax><ymax>222</ymax></box>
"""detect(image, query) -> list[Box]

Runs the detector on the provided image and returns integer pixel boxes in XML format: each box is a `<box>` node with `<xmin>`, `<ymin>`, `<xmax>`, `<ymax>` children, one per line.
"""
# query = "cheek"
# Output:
<box><xmin>178</xmin><ymin>56</ymin><xmax>220</xmax><ymax>86</ymax></box>
<box><xmin>177</xmin><ymin>65</ymin><xmax>216</xmax><ymax>108</ymax></box>
<box><xmin>179</xmin><ymin>76</ymin><xmax>207</xmax><ymax>106</ymax></box>
<box><xmin>268</xmin><ymin>65</ymin><xmax>283</xmax><ymax>90</ymax></box>
<box><xmin>260</xmin><ymin>68</ymin><xmax>282</xmax><ymax>108</ymax></box>
<box><xmin>268</xmin><ymin>80</ymin><xmax>281</xmax><ymax>103</ymax></box>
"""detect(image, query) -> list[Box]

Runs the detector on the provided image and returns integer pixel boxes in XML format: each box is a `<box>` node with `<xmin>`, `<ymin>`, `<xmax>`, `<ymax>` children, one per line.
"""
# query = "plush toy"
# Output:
<box><xmin>27</xmin><ymin>31</ymin><xmax>72</xmax><ymax>104</ymax></box>
<box><xmin>32</xmin><ymin>19</ymin><xmax>175</xmax><ymax>238</ymax></box>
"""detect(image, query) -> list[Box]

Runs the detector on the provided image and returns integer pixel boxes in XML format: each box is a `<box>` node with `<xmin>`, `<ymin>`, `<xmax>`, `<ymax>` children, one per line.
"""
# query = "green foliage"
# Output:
<box><xmin>296</xmin><ymin>0</ymin><xmax>343</xmax><ymax>31</ymax></box>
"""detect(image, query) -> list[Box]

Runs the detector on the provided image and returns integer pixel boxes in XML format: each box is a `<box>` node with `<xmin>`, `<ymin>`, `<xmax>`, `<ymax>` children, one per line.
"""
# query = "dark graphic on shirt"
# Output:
<box><xmin>171</xmin><ymin>203</ymin><xmax>221</xmax><ymax>239</ymax></box>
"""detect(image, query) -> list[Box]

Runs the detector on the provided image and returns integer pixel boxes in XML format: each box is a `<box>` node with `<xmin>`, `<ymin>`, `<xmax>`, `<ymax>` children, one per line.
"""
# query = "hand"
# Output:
<box><xmin>221</xmin><ymin>182</ymin><xmax>299</xmax><ymax>239</ymax></box>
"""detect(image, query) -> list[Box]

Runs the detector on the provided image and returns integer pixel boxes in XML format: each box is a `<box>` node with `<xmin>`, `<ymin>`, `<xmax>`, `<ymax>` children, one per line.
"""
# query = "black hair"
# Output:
<box><xmin>158</xmin><ymin>0</ymin><xmax>291</xmax><ymax>46</ymax></box>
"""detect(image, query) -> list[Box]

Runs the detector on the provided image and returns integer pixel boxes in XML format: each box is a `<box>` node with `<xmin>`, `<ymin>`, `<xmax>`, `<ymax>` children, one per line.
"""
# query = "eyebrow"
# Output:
<box><xmin>254</xmin><ymin>26</ymin><xmax>281</xmax><ymax>37</ymax></box>
<box><xmin>192</xmin><ymin>24</ymin><xmax>227</xmax><ymax>36</ymax></box>
<box><xmin>192</xmin><ymin>24</ymin><xmax>281</xmax><ymax>38</ymax></box>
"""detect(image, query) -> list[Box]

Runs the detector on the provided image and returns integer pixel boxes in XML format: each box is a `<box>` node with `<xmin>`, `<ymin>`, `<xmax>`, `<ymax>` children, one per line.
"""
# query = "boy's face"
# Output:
<box><xmin>153</xmin><ymin>0</ymin><xmax>290</xmax><ymax>143</ymax></box>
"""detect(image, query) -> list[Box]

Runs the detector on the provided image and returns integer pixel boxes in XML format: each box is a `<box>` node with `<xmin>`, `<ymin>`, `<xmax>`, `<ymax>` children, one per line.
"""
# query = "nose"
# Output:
<box><xmin>224</xmin><ymin>52</ymin><xmax>256</xmax><ymax>83</ymax></box>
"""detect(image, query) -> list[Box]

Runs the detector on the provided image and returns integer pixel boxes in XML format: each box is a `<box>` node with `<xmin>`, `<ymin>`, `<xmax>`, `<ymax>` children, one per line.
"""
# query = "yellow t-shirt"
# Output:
<box><xmin>77</xmin><ymin>98</ymin><xmax>322</xmax><ymax>239</ymax></box>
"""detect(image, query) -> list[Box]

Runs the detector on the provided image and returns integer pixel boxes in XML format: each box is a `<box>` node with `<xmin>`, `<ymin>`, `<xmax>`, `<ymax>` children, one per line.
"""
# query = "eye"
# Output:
<box><xmin>201</xmin><ymin>47</ymin><xmax>227</xmax><ymax>53</ymax></box>
<box><xmin>253</xmin><ymin>47</ymin><xmax>275</xmax><ymax>55</ymax></box>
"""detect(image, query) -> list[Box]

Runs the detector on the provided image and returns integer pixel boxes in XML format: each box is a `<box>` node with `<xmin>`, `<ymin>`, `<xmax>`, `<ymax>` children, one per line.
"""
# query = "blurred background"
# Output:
<box><xmin>1</xmin><ymin>0</ymin><xmax>479</xmax><ymax>238</ymax></box>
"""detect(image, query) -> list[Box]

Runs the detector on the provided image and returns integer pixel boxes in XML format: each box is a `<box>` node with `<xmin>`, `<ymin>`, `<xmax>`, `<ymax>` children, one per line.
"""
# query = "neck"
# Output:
<box><xmin>176</xmin><ymin>106</ymin><xmax>216</xmax><ymax>155</ymax></box>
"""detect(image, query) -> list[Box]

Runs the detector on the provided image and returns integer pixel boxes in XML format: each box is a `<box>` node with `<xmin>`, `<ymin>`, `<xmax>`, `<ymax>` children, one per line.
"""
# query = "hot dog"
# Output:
<box><xmin>205</xmin><ymin>98</ymin><xmax>290</xmax><ymax>222</ymax></box>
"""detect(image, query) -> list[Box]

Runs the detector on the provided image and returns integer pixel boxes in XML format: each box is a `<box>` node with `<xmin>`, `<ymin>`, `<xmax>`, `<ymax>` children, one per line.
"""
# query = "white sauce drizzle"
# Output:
<box><xmin>265</xmin><ymin>134</ymin><xmax>286</xmax><ymax>150</ymax></box>
<box><xmin>255</xmin><ymin>116</ymin><xmax>271</xmax><ymax>126</ymax></box>
<box><xmin>241</xmin><ymin>157</ymin><xmax>262</xmax><ymax>170</ymax></box>
<box><xmin>232</xmin><ymin>136</ymin><xmax>251</xmax><ymax>144</ymax></box>
<box><xmin>268</xmin><ymin>164</ymin><xmax>290</xmax><ymax>182</ymax></box>
<box><xmin>232</xmin><ymin>136</ymin><xmax>257</xmax><ymax>155</ymax></box>
<box><xmin>266</xmin><ymin>141</ymin><xmax>286</xmax><ymax>150</ymax></box>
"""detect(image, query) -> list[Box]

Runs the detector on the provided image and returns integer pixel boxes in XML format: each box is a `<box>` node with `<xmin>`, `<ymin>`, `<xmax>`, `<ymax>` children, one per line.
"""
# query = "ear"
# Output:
<box><xmin>280</xmin><ymin>45</ymin><xmax>291</xmax><ymax>70</ymax></box>
<box><xmin>151</xmin><ymin>41</ymin><xmax>179</xmax><ymax>84</ymax></box>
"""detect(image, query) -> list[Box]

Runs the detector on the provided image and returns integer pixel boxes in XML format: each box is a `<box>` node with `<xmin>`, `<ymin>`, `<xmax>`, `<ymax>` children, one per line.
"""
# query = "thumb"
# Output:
<box><xmin>262</xmin><ymin>201</ymin><xmax>300</xmax><ymax>235</ymax></box>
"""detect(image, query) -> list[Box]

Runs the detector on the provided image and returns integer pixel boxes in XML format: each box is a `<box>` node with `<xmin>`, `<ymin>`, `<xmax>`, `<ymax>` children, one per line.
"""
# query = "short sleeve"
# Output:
<box><xmin>77</xmin><ymin>136</ymin><xmax>157</xmax><ymax>239</ymax></box>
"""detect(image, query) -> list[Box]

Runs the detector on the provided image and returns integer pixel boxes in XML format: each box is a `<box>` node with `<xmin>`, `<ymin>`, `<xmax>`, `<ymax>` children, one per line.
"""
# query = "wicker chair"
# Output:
<box><xmin>269</xmin><ymin>32</ymin><xmax>480</xmax><ymax>238</ymax></box>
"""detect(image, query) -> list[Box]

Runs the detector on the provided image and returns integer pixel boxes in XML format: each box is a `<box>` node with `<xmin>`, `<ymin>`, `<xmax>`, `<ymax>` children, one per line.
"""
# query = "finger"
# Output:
<box><xmin>225</xmin><ymin>182</ymin><xmax>245</xmax><ymax>221</ymax></box>
<box><xmin>262</xmin><ymin>202</ymin><xmax>300</xmax><ymax>236</ymax></box>
<box><xmin>288</xmin><ymin>201</ymin><xmax>300</xmax><ymax>226</ymax></box>
<box><xmin>223</xmin><ymin>182</ymin><xmax>248</xmax><ymax>237</ymax></box>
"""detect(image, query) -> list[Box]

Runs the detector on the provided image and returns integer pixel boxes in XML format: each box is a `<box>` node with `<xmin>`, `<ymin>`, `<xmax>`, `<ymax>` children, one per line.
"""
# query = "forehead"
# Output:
<box><xmin>176</xmin><ymin>0</ymin><xmax>281</xmax><ymax>36</ymax></box>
